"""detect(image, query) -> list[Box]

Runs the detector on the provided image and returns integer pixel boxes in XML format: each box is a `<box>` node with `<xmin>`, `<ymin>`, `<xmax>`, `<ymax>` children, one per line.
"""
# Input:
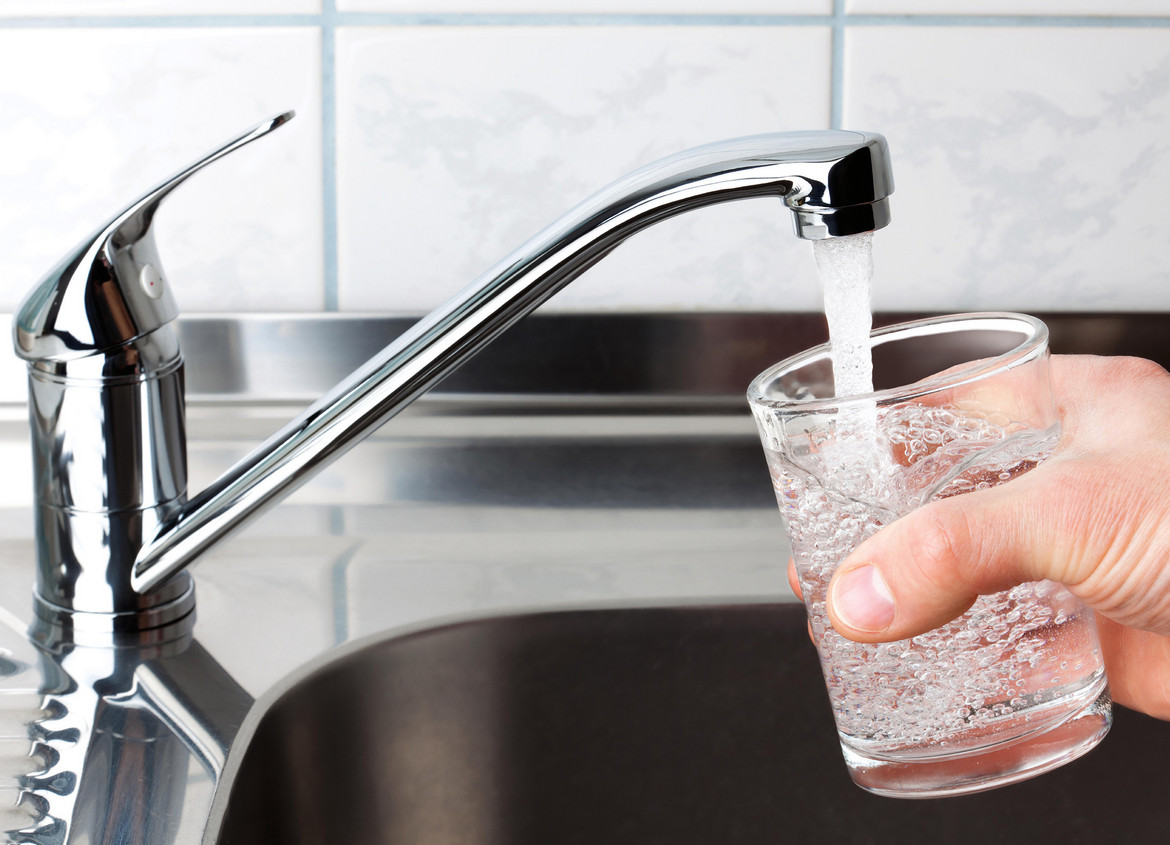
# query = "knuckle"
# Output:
<box><xmin>1118</xmin><ymin>355</ymin><xmax>1169</xmax><ymax>379</ymax></box>
<box><xmin>900</xmin><ymin>504</ymin><xmax>977</xmax><ymax>591</ymax></box>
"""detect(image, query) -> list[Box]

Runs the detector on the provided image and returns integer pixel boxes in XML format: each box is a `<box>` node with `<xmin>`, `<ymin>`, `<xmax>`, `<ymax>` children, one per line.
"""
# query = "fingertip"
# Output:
<box><xmin>827</xmin><ymin>557</ymin><xmax>979</xmax><ymax>643</ymax></box>
<box><xmin>827</xmin><ymin>563</ymin><xmax>896</xmax><ymax>638</ymax></box>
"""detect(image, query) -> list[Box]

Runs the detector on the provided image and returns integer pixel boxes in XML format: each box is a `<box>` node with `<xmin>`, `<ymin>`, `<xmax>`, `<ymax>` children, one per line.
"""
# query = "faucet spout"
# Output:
<box><xmin>15</xmin><ymin>121</ymin><xmax>892</xmax><ymax>627</ymax></box>
<box><xmin>133</xmin><ymin>129</ymin><xmax>892</xmax><ymax>594</ymax></box>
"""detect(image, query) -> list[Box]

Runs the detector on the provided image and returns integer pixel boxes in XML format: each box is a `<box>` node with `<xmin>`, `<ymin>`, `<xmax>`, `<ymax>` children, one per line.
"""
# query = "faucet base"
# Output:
<box><xmin>30</xmin><ymin>573</ymin><xmax>196</xmax><ymax>649</ymax></box>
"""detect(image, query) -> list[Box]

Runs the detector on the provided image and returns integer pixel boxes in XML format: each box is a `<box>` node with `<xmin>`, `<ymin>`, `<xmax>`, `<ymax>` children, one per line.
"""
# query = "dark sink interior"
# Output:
<box><xmin>215</xmin><ymin>602</ymin><xmax>1170</xmax><ymax>845</ymax></box>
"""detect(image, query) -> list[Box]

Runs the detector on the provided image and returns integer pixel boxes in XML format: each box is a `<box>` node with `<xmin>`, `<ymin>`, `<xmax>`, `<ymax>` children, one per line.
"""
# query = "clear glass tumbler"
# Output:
<box><xmin>747</xmin><ymin>313</ymin><xmax>1111</xmax><ymax>798</ymax></box>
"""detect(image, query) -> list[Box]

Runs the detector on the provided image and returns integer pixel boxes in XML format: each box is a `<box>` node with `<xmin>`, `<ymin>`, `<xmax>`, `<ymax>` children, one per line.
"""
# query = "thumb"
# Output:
<box><xmin>825</xmin><ymin>455</ymin><xmax>1170</xmax><ymax>642</ymax></box>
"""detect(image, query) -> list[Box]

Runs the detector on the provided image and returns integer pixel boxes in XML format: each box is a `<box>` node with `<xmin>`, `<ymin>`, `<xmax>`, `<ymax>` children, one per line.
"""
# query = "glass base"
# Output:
<box><xmin>841</xmin><ymin>682</ymin><xmax>1112</xmax><ymax>799</ymax></box>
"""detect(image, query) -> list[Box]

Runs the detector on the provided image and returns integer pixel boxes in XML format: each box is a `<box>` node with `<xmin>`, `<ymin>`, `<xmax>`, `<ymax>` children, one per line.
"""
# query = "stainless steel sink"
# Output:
<box><xmin>212</xmin><ymin>602</ymin><xmax>1170</xmax><ymax>845</ymax></box>
<box><xmin>5</xmin><ymin>312</ymin><xmax>1170</xmax><ymax>844</ymax></box>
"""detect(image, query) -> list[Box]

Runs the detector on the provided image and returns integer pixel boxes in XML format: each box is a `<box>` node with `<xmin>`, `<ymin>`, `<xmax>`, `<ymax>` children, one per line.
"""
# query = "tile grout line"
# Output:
<box><xmin>831</xmin><ymin>0</ymin><xmax>845</xmax><ymax>130</ymax></box>
<box><xmin>322</xmin><ymin>2</ymin><xmax>340</xmax><ymax>312</ymax></box>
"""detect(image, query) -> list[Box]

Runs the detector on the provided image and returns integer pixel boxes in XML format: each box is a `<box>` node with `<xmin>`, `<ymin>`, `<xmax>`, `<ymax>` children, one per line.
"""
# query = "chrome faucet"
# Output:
<box><xmin>13</xmin><ymin>112</ymin><xmax>893</xmax><ymax>640</ymax></box>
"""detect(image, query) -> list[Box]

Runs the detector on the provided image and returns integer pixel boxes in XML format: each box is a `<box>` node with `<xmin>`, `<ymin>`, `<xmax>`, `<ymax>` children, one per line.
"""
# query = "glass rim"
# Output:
<box><xmin>746</xmin><ymin>312</ymin><xmax>1049</xmax><ymax>413</ymax></box>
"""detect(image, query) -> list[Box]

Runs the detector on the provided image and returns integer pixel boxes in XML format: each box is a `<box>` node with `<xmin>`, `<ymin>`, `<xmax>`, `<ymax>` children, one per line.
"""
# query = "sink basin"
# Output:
<box><xmin>212</xmin><ymin>602</ymin><xmax>1170</xmax><ymax>845</ymax></box>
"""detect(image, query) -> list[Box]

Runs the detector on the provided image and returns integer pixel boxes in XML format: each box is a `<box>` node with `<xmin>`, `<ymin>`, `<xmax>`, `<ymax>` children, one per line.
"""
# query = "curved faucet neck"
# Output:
<box><xmin>133</xmin><ymin>129</ymin><xmax>892</xmax><ymax>594</ymax></box>
<box><xmin>15</xmin><ymin>126</ymin><xmax>893</xmax><ymax>631</ymax></box>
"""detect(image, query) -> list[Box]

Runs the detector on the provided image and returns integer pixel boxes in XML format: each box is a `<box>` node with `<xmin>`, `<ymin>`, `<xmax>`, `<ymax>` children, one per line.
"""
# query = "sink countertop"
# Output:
<box><xmin>0</xmin><ymin>395</ymin><xmax>796</xmax><ymax>696</ymax></box>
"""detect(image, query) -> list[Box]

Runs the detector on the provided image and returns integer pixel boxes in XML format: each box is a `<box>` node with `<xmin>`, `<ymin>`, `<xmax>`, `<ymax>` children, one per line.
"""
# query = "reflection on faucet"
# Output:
<box><xmin>11</xmin><ymin>626</ymin><xmax>252</xmax><ymax>844</ymax></box>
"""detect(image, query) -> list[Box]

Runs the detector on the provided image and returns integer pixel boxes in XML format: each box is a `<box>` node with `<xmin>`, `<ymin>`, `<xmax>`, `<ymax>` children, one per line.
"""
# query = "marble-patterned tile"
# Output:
<box><xmin>847</xmin><ymin>1</ymin><xmax>1169</xmax><ymax>13</ymax></box>
<box><xmin>0</xmin><ymin>0</ymin><xmax>321</xmax><ymax>14</ymax></box>
<box><xmin>843</xmin><ymin>26</ymin><xmax>1170</xmax><ymax>312</ymax></box>
<box><xmin>0</xmin><ymin>27</ymin><xmax>323</xmax><ymax>313</ymax></box>
<box><xmin>336</xmin><ymin>25</ymin><xmax>831</xmax><ymax>313</ymax></box>
<box><xmin>339</xmin><ymin>1</ymin><xmax>830</xmax><ymax>13</ymax></box>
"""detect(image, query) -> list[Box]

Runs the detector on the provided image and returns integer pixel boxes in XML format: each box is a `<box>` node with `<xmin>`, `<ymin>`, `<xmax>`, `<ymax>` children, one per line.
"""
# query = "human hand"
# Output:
<box><xmin>817</xmin><ymin>354</ymin><xmax>1170</xmax><ymax>720</ymax></box>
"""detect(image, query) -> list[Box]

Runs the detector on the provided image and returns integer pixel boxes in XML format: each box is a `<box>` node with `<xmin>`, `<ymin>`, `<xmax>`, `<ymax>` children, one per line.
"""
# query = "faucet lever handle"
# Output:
<box><xmin>14</xmin><ymin>111</ymin><xmax>295</xmax><ymax>364</ymax></box>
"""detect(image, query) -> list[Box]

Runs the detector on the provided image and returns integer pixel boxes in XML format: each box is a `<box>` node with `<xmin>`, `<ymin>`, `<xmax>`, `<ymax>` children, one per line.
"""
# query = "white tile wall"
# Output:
<box><xmin>0</xmin><ymin>1</ymin><xmax>321</xmax><ymax>15</ymax></box>
<box><xmin>848</xmin><ymin>1</ymin><xmax>1168</xmax><ymax>14</ymax></box>
<box><xmin>844</xmin><ymin>26</ymin><xmax>1170</xmax><ymax>312</ymax></box>
<box><xmin>336</xmin><ymin>25</ymin><xmax>831</xmax><ymax>312</ymax></box>
<box><xmin>1</xmin><ymin>12</ymin><xmax>1169</xmax><ymax>316</ymax></box>
<box><xmin>0</xmin><ymin>27</ymin><xmax>323</xmax><ymax>313</ymax></box>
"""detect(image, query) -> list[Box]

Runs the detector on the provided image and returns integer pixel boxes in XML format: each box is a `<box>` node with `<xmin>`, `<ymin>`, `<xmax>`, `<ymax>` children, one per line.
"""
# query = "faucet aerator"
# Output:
<box><xmin>793</xmin><ymin>196</ymin><xmax>893</xmax><ymax>241</ymax></box>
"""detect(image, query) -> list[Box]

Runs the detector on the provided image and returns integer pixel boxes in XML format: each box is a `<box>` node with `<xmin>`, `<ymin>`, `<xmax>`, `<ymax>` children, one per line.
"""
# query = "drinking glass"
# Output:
<box><xmin>747</xmin><ymin>313</ymin><xmax>1110</xmax><ymax>798</ymax></box>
